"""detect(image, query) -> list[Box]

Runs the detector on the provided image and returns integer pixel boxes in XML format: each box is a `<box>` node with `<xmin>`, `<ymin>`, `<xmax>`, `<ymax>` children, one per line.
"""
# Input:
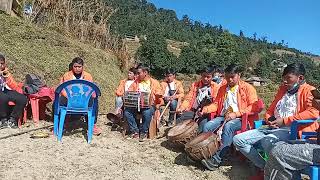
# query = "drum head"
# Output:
<box><xmin>185</xmin><ymin>132</ymin><xmax>216</xmax><ymax>148</ymax></box>
<box><xmin>167</xmin><ymin>119</ymin><xmax>193</xmax><ymax>137</ymax></box>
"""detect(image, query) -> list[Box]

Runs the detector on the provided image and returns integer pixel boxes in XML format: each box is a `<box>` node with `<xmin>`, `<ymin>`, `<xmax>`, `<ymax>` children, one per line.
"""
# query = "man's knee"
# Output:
<box><xmin>16</xmin><ymin>94</ymin><xmax>28</xmax><ymax>106</ymax></box>
<box><xmin>233</xmin><ymin>134</ymin><xmax>243</xmax><ymax>148</ymax></box>
<box><xmin>260</xmin><ymin>136</ymin><xmax>280</xmax><ymax>153</ymax></box>
<box><xmin>203</xmin><ymin>121</ymin><xmax>216</xmax><ymax>132</ymax></box>
<box><xmin>0</xmin><ymin>94</ymin><xmax>10</xmax><ymax>104</ymax></box>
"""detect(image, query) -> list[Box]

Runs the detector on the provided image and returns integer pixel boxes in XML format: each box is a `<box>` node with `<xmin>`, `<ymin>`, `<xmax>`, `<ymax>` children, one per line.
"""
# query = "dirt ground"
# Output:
<box><xmin>0</xmin><ymin>116</ymin><xmax>254</xmax><ymax>180</ymax></box>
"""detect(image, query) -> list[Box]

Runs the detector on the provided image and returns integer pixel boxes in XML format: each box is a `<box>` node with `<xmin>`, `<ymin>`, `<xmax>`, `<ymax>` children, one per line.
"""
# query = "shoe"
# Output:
<box><xmin>0</xmin><ymin>118</ymin><xmax>8</xmax><ymax>129</ymax></box>
<box><xmin>139</xmin><ymin>133</ymin><xmax>147</xmax><ymax>142</ymax></box>
<box><xmin>7</xmin><ymin>117</ymin><xmax>18</xmax><ymax>129</ymax></box>
<box><xmin>201</xmin><ymin>158</ymin><xmax>219</xmax><ymax>171</ymax></box>
<box><xmin>127</xmin><ymin>132</ymin><xmax>139</xmax><ymax>140</ymax></box>
<box><xmin>93</xmin><ymin>125</ymin><xmax>102</xmax><ymax>136</ymax></box>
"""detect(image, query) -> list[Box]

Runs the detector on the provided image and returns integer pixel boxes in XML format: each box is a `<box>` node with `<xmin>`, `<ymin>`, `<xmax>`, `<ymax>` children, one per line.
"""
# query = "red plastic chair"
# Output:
<box><xmin>27</xmin><ymin>87</ymin><xmax>54</xmax><ymax>124</ymax></box>
<box><xmin>235</xmin><ymin>99</ymin><xmax>265</xmax><ymax>134</ymax></box>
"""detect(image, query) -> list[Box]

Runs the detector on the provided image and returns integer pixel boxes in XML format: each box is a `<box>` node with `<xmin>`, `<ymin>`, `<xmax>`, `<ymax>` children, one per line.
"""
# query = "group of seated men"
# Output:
<box><xmin>115</xmin><ymin>62</ymin><xmax>319</xmax><ymax>180</ymax></box>
<box><xmin>0</xmin><ymin>54</ymin><xmax>102</xmax><ymax>135</ymax></box>
<box><xmin>1</xmin><ymin>51</ymin><xmax>319</xmax><ymax>179</ymax></box>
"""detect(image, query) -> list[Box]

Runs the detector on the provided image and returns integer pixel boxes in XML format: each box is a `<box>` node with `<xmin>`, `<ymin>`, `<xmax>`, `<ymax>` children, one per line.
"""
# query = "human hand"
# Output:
<box><xmin>225</xmin><ymin>112</ymin><xmax>237</xmax><ymax>121</ymax></box>
<box><xmin>268</xmin><ymin>118</ymin><xmax>284</xmax><ymax>128</ymax></box>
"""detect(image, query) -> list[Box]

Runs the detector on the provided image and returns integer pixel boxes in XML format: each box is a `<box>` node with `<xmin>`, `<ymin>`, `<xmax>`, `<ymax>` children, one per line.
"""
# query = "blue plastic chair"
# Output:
<box><xmin>53</xmin><ymin>79</ymin><xmax>101</xmax><ymax>143</ymax></box>
<box><xmin>290</xmin><ymin>119</ymin><xmax>320</xmax><ymax>180</ymax></box>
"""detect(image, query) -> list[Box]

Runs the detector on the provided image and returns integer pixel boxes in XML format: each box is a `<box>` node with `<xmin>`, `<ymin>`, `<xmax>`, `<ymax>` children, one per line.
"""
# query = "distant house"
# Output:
<box><xmin>245</xmin><ymin>76</ymin><xmax>268</xmax><ymax>87</ymax></box>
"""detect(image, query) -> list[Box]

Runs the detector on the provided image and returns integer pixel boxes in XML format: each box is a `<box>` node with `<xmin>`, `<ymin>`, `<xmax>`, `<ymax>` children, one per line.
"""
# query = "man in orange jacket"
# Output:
<box><xmin>160</xmin><ymin>69</ymin><xmax>184</xmax><ymax>127</ymax></box>
<box><xmin>59</xmin><ymin>57</ymin><xmax>101</xmax><ymax>135</ymax></box>
<box><xmin>0</xmin><ymin>53</ymin><xmax>28</xmax><ymax>129</ymax></box>
<box><xmin>233</xmin><ymin>63</ymin><xmax>319</xmax><ymax>173</ymax></box>
<box><xmin>200</xmin><ymin>64</ymin><xmax>259</xmax><ymax>170</ymax></box>
<box><xmin>176</xmin><ymin>66</ymin><xmax>220</xmax><ymax>132</ymax></box>
<box><xmin>124</xmin><ymin>64</ymin><xmax>162</xmax><ymax>142</ymax></box>
<box><xmin>114</xmin><ymin>67</ymin><xmax>136</xmax><ymax>115</ymax></box>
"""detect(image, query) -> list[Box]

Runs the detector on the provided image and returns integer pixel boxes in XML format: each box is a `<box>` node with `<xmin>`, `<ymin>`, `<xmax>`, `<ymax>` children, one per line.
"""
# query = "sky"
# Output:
<box><xmin>148</xmin><ymin>0</ymin><xmax>320</xmax><ymax>55</ymax></box>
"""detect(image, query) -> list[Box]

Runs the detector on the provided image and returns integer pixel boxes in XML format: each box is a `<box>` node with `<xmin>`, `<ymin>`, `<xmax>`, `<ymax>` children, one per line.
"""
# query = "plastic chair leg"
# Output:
<box><xmin>87</xmin><ymin>111</ymin><xmax>94</xmax><ymax>143</ymax></box>
<box><xmin>18</xmin><ymin>117</ymin><xmax>22</xmax><ymax>128</ymax></box>
<box><xmin>311</xmin><ymin>166</ymin><xmax>319</xmax><ymax>180</ymax></box>
<box><xmin>18</xmin><ymin>107</ymin><xmax>27</xmax><ymax>128</ymax></box>
<box><xmin>23</xmin><ymin>107</ymin><xmax>27</xmax><ymax>123</ymax></box>
<box><xmin>53</xmin><ymin>113</ymin><xmax>60</xmax><ymax>137</ymax></box>
<box><xmin>30</xmin><ymin>98</ymin><xmax>40</xmax><ymax>124</ymax></box>
<box><xmin>58</xmin><ymin>110</ymin><xmax>67</xmax><ymax>142</ymax></box>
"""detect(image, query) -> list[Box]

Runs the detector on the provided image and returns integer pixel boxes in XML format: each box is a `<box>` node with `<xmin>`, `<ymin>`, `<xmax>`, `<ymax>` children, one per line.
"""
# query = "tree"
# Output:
<box><xmin>239</xmin><ymin>30</ymin><xmax>244</xmax><ymax>37</ymax></box>
<box><xmin>136</xmin><ymin>32</ymin><xmax>177</xmax><ymax>78</ymax></box>
<box><xmin>215</xmin><ymin>31</ymin><xmax>238</xmax><ymax>66</ymax></box>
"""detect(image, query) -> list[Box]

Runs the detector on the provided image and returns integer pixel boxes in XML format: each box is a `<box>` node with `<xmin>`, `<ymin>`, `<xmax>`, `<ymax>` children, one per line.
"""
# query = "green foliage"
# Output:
<box><xmin>0</xmin><ymin>14</ymin><xmax>123</xmax><ymax>112</ymax></box>
<box><xmin>107</xmin><ymin>0</ymin><xmax>320</xmax><ymax>85</ymax></box>
<box><xmin>136</xmin><ymin>32</ymin><xmax>177</xmax><ymax>78</ymax></box>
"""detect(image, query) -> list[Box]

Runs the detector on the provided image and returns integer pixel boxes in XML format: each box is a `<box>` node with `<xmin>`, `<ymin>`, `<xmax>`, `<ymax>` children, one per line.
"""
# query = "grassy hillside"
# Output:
<box><xmin>0</xmin><ymin>13</ymin><xmax>123</xmax><ymax>112</ymax></box>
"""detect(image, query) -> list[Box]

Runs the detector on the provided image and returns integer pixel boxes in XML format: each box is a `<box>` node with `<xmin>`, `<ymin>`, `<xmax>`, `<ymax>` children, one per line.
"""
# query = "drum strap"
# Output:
<box><xmin>138</xmin><ymin>91</ymin><xmax>141</xmax><ymax>112</ymax></box>
<box><xmin>167</xmin><ymin>82</ymin><xmax>175</xmax><ymax>96</ymax></box>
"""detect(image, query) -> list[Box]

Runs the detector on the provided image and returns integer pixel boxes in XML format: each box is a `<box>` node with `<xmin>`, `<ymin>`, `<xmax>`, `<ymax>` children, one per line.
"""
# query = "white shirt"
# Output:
<box><xmin>274</xmin><ymin>92</ymin><xmax>297</xmax><ymax>118</ymax></box>
<box><xmin>0</xmin><ymin>76</ymin><xmax>11</xmax><ymax>91</ymax></box>
<box><xmin>221</xmin><ymin>85</ymin><xmax>239</xmax><ymax>116</ymax></box>
<box><xmin>164</xmin><ymin>81</ymin><xmax>176</xmax><ymax>97</ymax></box>
<box><xmin>192</xmin><ymin>86</ymin><xmax>211</xmax><ymax>109</ymax></box>
<box><xmin>125</xmin><ymin>80</ymin><xmax>134</xmax><ymax>92</ymax></box>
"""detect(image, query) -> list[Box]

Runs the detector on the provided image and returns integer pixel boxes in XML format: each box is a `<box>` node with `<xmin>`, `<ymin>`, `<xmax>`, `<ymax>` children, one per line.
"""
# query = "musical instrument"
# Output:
<box><xmin>167</xmin><ymin>119</ymin><xmax>198</xmax><ymax>146</ymax></box>
<box><xmin>185</xmin><ymin>132</ymin><xmax>220</xmax><ymax>161</ymax></box>
<box><xmin>123</xmin><ymin>91</ymin><xmax>151</xmax><ymax>110</ymax></box>
<box><xmin>0</xmin><ymin>69</ymin><xmax>9</xmax><ymax>78</ymax></box>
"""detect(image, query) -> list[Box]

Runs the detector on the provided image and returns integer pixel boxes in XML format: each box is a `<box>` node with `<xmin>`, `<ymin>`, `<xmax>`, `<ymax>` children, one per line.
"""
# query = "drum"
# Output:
<box><xmin>123</xmin><ymin>91</ymin><xmax>150</xmax><ymax>109</ymax></box>
<box><xmin>184</xmin><ymin>132</ymin><xmax>219</xmax><ymax>161</ymax></box>
<box><xmin>167</xmin><ymin>119</ymin><xmax>198</xmax><ymax>146</ymax></box>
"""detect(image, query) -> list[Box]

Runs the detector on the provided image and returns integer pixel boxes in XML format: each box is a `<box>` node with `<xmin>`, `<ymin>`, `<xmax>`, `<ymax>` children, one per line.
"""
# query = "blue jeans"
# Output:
<box><xmin>204</xmin><ymin>117</ymin><xmax>242</xmax><ymax>164</ymax></box>
<box><xmin>233</xmin><ymin>127</ymin><xmax>291</xmax><ymax>169</ymax></box>
<box><xmin>124</xmin><ymin>107</ymin><xmax>155</xmax><ymax>134</ymax></box>
<box><xmin>162</xmin><ymin>99</ymin><xmax>179</xmax><ymax>123</ymax></box>
<box><xmin>115</xmin><ymin>96</ymin><xmax>123</xmax><ymax>111</ymax></box>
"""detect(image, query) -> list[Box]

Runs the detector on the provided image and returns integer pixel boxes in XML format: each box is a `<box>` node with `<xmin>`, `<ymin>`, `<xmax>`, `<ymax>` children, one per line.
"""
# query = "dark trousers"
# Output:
<box><xmin>0</xmin><ymin>89</ymin><xmax>28</xmax><ymax>120</ymax></box>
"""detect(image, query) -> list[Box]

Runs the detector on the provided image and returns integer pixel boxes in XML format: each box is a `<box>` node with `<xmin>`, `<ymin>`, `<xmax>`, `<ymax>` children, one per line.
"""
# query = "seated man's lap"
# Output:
<box><xmin>260</xmin><ymin>128</ymin><xmax>290</xmax><ymax>153</ymax></box>
<box><xmin>203</xmin><ymin>116</ymin><xmax>224</xmax><ymax>132</ymax></box>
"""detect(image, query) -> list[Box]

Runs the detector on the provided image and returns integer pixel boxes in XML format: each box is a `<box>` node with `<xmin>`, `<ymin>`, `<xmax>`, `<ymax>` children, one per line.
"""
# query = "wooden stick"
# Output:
<box><xmin>0</xmin><ymin>124</ymin><xmax>53</xmax><ymax>140</ymax></box>
<box><xmin>159</xmin><ymin>90</ymin><xmax>178</xmax><ymax>119</ymax></box>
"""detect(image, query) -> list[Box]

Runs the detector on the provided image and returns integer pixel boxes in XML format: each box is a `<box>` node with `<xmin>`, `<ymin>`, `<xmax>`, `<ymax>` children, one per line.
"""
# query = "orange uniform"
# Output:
<box><xmin>160</xmin><ymin>79</ymin><xmax>184</xmax><ymax>99</ymax></box>
<box><xmin>127</xmin><ymin>77</ymin><xmax>162</xmax><ymax>106</ymax></box>
<box><xmin>179</xmin><ymin>81</ymin><xmax>219</xmax><ymax>112</ymax></box>
<box><xmin>265</xmin><ymin>83</ymin><xmax>319</xmax><ymax>135</ymax></box>
<box><xmin>202</xmin><ymin>80</ymin><xmax>259</xmax><ymax>127</ymax></box>
<box><xmin>59</xmin><ymin>71</ymin><xmax>93</xmax><ymax>97</ymax></box>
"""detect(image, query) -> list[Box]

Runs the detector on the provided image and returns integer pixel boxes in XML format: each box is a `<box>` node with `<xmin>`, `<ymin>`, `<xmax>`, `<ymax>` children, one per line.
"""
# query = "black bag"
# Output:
<box><xmin>23</xmin><ymin>74</ymin><xmax>46</xmax><ymax>95</ymax></box>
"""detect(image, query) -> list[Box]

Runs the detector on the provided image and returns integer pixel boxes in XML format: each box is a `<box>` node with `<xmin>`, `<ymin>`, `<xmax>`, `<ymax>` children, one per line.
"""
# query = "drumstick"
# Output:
<box><xmin>158</xmin><ymin>89</ymin><xmax>178</xmax><ymax>121</ymax></box>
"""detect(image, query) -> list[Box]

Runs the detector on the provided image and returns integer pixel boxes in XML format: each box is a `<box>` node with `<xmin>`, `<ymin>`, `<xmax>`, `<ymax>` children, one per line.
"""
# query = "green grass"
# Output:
<box><xmin>0</xmin><ymin>13</ymin><xmax>124</xmax><ymax>112</ymax></box>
